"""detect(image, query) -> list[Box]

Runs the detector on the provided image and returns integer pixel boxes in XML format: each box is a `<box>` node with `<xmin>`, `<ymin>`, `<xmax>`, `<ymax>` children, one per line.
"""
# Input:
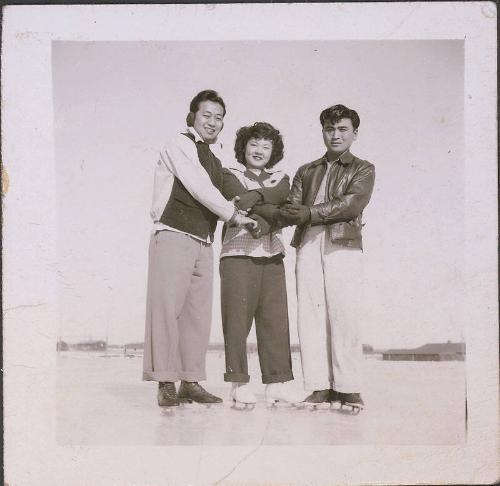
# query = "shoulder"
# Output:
<box><xmin>224</xmin><ymin>164</ymin><xmax>246</xmax><ymax>178</ymax></box>
<box><xmin>264</xmin><ymin>167</ymin><xmax>289</xmax><ymax>183</ymax></box>
<box><xmin>223</xmin><ymin>165</ymin><xmax>246</xmax><ymax>184</ymax></box>
<box><xmin>225</xmin><ymin>164</ymin><xmax>246</xmax><ymax>175</ymax></box>
<box><xmin>351</xmin><ymin>155</ymin><xmax>375</xmax><ymax>172</ymax></box>
<box><xmin>165</xmin><ymin>132</ymin><xmax>196</xmax><ymax>152</ymax></box>
<box><xmin>295</xmin><ymin>156</ymin><xmax>324</xmax><ymax>176</ymax></box>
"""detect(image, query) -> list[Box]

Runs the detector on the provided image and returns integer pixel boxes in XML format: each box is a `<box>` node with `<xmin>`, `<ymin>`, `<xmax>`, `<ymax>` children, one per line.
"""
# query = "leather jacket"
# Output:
<box><xmin>289</xmin><ymin>151</ymin><xmax>375</xmax><ymax>249</ymax></box>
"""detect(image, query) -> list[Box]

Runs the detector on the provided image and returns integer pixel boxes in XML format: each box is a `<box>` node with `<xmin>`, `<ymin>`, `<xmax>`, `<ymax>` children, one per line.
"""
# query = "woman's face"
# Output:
<box><xmin>244</xmin><ymin>138</ymin><xmax>273</xmax><ymax>170</ymax></box>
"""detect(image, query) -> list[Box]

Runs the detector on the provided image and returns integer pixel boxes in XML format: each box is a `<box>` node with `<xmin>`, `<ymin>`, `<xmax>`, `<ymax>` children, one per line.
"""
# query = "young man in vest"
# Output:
<box><xmin>143</xmin><ymin>90</ymin><xmax>257</xmax><ymax>408</ymax></box>
<box><xmin>279</xmin><ymin>104</ymin><xmax>375</xmax><ymax>412</ymax></box>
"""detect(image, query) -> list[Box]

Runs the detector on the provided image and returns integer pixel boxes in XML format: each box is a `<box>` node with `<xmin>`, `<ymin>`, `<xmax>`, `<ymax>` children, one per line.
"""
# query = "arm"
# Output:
<box><xmin>288</xmin><ymin>167</ymin><xmax>304</xmax><ymax>205</ymax></box>
<box><xmin>251</xmin><ymin>203</ymin><xmax>281</xmax><ymax>224</ymax></box>
<box><xmin>220</xmin><ymin>168</ymin><xmax>248</xmax><ymax>200</ymax></box>
<box><xmin>309</xmin><ymin>164</ymin><xmax>375</xmax><ymax>224</ymax></box>
<box><xmin>246</xmin><ymin>213</ymin><xmax>272</xmax><ymax>238</ymax></box>
<box><xmin>161</xmin><ymin>135</ymin><xmax>236</xmax><ymax>222</ymax></box>
<box><xmin>253</xmin><ymin>175</ymin><xmax>290</xmax><ymax>205</ymax></box>
<box><xmin>221</xmin><ymin>169</ymin><xmax>290</xmax><ymax>211</ymax></box>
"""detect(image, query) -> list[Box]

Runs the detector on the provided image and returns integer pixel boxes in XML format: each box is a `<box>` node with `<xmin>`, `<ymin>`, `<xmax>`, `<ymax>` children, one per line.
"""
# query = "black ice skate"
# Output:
<box><xmin>303</xmin><ymin>389</ymin><xmax>332</xmax><ymax>410</ymax></box>
<box><xmin>336</xmin><ymin>392</ymin><xmax>364</xmax><ymax>414</ymax></box>
<box><xmin>157</xmin><ymin>382</ymin><xmax>180</xmax><ymax>409</ymax></box>
<box><xmin>177</xmin><ymin>381</ymin><xmax>223</xmax><ymax>407</ymax></box>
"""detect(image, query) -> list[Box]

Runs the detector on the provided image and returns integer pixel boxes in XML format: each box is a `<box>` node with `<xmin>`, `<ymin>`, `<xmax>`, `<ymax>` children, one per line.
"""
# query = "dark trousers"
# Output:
<box><xmin>220</xmin><ymin>255</ymin><xmax>294</xmax><ymax>384</ymax></box>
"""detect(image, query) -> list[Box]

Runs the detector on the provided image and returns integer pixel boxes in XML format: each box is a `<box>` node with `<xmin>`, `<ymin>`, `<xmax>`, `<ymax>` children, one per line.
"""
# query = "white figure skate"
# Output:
<box><xmin>230</xmin><ymin>383</ymin><xmax>257</xmax><ymax>410</ymax></box>
<box><xmin>265</xmin><ymin>382</ymin><xmax>306</xmax><ymax>409</ymax></box>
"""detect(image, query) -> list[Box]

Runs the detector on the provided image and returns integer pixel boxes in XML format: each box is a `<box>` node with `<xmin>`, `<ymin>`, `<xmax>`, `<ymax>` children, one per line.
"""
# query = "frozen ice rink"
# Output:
<box><xmin>57</xmin><ymin>350</ymin><xmax>466</xmax><ymax>446</ymax></box>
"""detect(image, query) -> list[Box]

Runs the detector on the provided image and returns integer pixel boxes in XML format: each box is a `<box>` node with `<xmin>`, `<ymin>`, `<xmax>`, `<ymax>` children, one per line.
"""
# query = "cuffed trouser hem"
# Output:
<box><xmin>304</xmin><ymin>382</ymin><xmax>332</xmax><ymax>392</ymax></box>
<box><xmin>262</xmin><ymin>371</ymin><xmax>294</xmax><ymax>385</ymax></box>
<box><xmin>224</xmin><ymin>372</ymin><xmax>250</xmax><ymax>383</ymax></box>
<box><xmin>143</xmin><ymin>371</ymin><xmax>179</xmax><ymax>382</ymax></box>
<box><xmin>142</xmin><ymin>371</ymin><xmax>206</xmax><ymax>382</ymax></box>
<box><xmin>332</xmin><ymin>386</ymin><xmax>361</xmax><ymax>394</ymax></box>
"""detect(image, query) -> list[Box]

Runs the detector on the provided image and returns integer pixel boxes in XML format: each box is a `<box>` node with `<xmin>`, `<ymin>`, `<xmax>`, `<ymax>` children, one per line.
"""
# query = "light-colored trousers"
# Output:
<box><xmin>296</xmin><ymin>225</ymin><xmax>364</xmax><ymax>393</ymax></box>
<box><xmin>142</xmin><ymin>230</ymin><xmax>213</xmax><ymax>382</ymax></box>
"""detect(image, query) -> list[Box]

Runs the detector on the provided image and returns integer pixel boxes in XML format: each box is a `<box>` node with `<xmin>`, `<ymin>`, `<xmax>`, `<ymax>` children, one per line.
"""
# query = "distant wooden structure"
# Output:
<box><xmin>56</xmin><ymin>340</ymin><xmax>69</xmax><ymax>351</ymax></box>
<box><xmin>71</xmin><ymin>340</ymin><xmax>107</xmax><ymax>352</ymax></box>
<box><xmin>382</xmin><ymin>342</ymin><xmax>465</xmax><ymax>361</ymax></box>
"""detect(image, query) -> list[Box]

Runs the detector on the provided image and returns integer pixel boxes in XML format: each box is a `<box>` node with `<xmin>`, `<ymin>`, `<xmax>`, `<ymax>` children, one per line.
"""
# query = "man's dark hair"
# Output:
<box><xmin>234</xmin><ymin>122</ymin><xmax>284</xmax><ymax>169</ymax></box>
<box><xmin>189</xmin><ymin>89</ymin><xmax>226</xmax><ymax>117</ymax></box>
<box><xmin>320</xmin><ymin>104</ymin><xmax>360</xmax><ymax>130</ymax></box>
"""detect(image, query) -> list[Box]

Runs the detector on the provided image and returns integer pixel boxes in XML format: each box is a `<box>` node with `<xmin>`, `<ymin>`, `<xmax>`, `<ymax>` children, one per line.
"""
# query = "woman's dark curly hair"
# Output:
<box><xmin>234</xmin><ymin>122</ymin><xmax>284</xmax><ymax>169</ymax></box>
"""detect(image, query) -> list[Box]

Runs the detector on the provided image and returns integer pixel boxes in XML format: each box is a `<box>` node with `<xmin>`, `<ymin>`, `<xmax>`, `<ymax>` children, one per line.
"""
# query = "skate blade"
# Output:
<box><xmin>178</xmin><ymin>397</ymin><xmax>223</xmax><ymax>408</ymax></box>
<box><xmin>266</xmin><ymin>399</ymin><xmax>305</xmax><ymax>410</ymax></box>
<box><xmin>187</xmin><ymin>401</ymin><xmax>223</xmax><ymax>409</ymax></box>
<box><xmin>338</xmin><ymin>403</ymin><xmax>364</xmax><ymax>414</ymax></box>
<box><xmin>304</xmin><ymin>401</ymin><xmax>332</xmax><ymax>411</ymax></box>
<box><xmin>231</xmin><ymin>399</ymin><xmax>256</xmax><ymax>411</ymax></box>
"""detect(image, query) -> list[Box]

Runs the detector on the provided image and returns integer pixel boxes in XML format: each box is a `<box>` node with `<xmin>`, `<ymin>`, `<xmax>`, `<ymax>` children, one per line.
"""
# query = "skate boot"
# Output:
<box><xmin>265</xmin><ymin>382</ymin><xmax>305</xmax><ymax>408</ymax></box>
<box><xmin>303</xmin><ymin>389</ymin><xmax>332</xmax><ymax>410</ymax></box>
<box><xmin>230</xmin><ymin>383</ymin><xmax>257</xmax><ymax>410</ymax></box>
<box><xmin>328</xmin><ymin>389</ymin><xmax>343</xmax><ymax>410</ymax></box>
<box><xmin>157</xmin><ymin>382</ymin><xmax>180</xmax><ymax>408</ymax></box>
<box><xmin>337</xmin><ymin>392</ymin><xmax>364</xmax><ymax>414</ymax></box>
<box><xmin>177</xmin><ymin>381</ymin><xmax>223</xmax><ymax>407</ymax></box>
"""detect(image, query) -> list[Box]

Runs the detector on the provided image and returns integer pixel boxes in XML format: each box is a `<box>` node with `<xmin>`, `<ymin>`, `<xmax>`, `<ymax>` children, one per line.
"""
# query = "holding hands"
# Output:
<box><xmin>279</xmin><ymin>203</ymin><xmax>311</xmax><ymax>225</ymax></box>
<box><xmin>230</xmin><ymin>196</ymin><xmax>259</xmax><ymax>229</ymax></box>
<box><xmin>234</xmin><ymin>191</ymin><xmax>263</xmax><ymax>213</ymax></box>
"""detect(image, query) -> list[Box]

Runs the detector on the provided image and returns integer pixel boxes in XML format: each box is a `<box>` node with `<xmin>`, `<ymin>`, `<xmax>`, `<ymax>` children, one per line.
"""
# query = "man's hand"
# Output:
<box><xmin>230</xmin><ymin>196</ymin><xmax>248</xmax><ymax>215</ymax></box>
<box><xmin>246</xmin><ymin>214</ymin><xmax>271</xmax><ymax>239</ymax></box>
<box><xmin>279</xmin><ymin>203</ymin><xmax>311</xmax><ymax>225</ymax></box>
<box><xmin>231</xmin><ymin>211</ymin><xmax>259</xmax><ymax>229</ymax></box>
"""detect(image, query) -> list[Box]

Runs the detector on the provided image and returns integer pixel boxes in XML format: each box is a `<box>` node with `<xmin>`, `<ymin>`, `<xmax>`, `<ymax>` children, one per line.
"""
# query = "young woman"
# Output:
<box><xmin>220</xmin><ymin>122</ymin><xmax>303</xmax><ymax>408</ymax></box>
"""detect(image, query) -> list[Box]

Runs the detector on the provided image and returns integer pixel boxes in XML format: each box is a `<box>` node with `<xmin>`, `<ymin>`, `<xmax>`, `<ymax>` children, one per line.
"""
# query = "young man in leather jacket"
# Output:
<box><xmin>279</xmin><ymin>104</ymin><xmax>375</xmax><ymax>411</ymax></box>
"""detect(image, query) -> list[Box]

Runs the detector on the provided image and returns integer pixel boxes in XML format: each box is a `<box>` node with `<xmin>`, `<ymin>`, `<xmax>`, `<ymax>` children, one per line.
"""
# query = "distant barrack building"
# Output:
<box><xmin>57</xmin><ymin>340</ymin><xmax>107</xmax><ymax>352</ymax></box>
<box><xmin>382</xmin><ymin>342</ymin><xmax>465</xmax><ymax>361</ymax></box>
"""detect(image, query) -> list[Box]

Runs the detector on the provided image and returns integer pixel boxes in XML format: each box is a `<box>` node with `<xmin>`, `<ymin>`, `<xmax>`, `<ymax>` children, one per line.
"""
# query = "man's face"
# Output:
<box><xmin>322</xmin><ymin>118</ymin><xmax>358</xmax><ymax>156</ymax></box>
<box><xmin>192</xmin><ymin>100</ymin><xmax>224</xmax><ymax>143</ymax></box>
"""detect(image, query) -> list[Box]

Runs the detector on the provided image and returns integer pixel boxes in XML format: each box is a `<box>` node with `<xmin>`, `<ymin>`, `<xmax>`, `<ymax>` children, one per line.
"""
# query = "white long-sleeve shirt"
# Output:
<box><xmin>151</xmin><ymin>127</ymin><xmax>236</xmax><ymax>242</ymax></box>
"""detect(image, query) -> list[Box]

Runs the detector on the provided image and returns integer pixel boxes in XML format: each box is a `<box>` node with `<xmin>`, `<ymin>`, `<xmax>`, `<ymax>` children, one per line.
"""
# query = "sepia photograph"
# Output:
<box><xmin>52</xmin><ymin>38</ymin><xmax>466</xmax><ymax>447</ymax></box>
<box><xmin>2</xmin><ymin>3</ymin><xmax>498</xmax><ymax>486</ymax></box>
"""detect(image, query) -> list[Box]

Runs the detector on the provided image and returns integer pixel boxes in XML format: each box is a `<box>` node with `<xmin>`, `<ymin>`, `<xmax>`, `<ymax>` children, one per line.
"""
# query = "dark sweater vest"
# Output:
<box><xmin>159</xmin><ymin>132</ymin><xmax>224</xmax><ymax>242</ymax></box>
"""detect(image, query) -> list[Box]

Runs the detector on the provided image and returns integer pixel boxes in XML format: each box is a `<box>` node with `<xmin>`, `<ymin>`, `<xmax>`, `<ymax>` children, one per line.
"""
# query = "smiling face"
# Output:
<box><xmin>244</xmin><ymin>138</ymin><xmax>273</xmax><ymax>170</ymax></box>
<box><xmin>322</xmin><ymin>118</ymin><xmax>358</xmax><ymax>156</ymax></box>
<box><xmin>192</xmin><ymin>100</ymin><xmax>225</xmax><ymax>143</ymax></box>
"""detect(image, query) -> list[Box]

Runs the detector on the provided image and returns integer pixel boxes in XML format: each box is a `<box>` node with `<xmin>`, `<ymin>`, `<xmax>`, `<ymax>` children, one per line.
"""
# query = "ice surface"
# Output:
<box><xmin>57</xmin><ymin>351</ymin><xmax>466</xmax><ymax>446</ymax></box>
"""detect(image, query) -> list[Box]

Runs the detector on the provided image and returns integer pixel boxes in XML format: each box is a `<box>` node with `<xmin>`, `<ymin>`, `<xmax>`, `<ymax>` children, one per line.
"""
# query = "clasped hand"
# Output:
<box><xmin>230</xmin><ymin>196</ymin><xmax>258</xmax><ymax>229</ymax></box>
<box><xmin>278</xmin><ymin>203</ymin><xmax>311</xmax><ymax>225</ymax></box>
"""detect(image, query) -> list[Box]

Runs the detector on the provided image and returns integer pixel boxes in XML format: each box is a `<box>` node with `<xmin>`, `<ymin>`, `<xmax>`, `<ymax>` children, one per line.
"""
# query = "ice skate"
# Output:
<box><xmin>157</xmin><ymin>382</ymin><xmax>180</xmax><ymax>410</ymax></box>
<box><xmin>230</xmin><ymin>383</ymin><xmax>257</xmax><ymax>411</ymax></box>
<box><xmin>328</xmin><ymin>389</ymin><xmax>342</xmax><ymax>410</ymax></box>
<box><xmin>303</xmin><ymin>389</ymin><xmax>332</xmax><ymax>411</ymax></box>
<box><xmin>177</xmin><ymin>381</ymin><xmax>223</xmax><ymax>408</ymax></box>
<box><xmin>336</xmin><ymin>392</ymin><xmax>364</xmax><ymax>414</ymax></box>
<box><xmin>265</xmin><ymin>382</ymin><xmax>305</xmax><ymax>409</ymax></box>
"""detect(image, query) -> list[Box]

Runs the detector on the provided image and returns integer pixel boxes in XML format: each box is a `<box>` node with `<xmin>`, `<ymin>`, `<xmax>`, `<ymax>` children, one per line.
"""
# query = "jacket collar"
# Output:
<box><xmin>227</xmin><ymin>162</ymin><xmax>281</xmax><ymax>175</ymax></box>
<box><xmin>312</xmin><ymin>150</ymin><xmax>354</xmax><ymax>167</ymax></box>
<box><xmin>186</xmin><ymin>126</ymin><xmax>223</xmax><ymax>149</ymax></box>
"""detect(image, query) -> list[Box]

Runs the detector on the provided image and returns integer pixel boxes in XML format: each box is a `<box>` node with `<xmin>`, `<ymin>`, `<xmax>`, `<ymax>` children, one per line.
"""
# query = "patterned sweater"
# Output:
<box><xmin>220</xmin><ymin>164</ymin><xmax>290</xmax><ymax>259</ymax></box>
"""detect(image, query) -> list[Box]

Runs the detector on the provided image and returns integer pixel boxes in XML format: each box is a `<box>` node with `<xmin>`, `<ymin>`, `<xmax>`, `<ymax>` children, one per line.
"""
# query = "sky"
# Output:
<box><xmin>52</xmin><ymin>40</ymin><xmax>464</xmax><ymax>348</ymax></box>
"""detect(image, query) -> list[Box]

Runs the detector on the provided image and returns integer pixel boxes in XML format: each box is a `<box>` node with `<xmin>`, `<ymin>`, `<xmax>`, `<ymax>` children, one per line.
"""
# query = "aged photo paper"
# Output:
<box><xmin>2</xmin><ymin>2</ymin><xmax>498</xmax><ymax>485</ymax></box>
